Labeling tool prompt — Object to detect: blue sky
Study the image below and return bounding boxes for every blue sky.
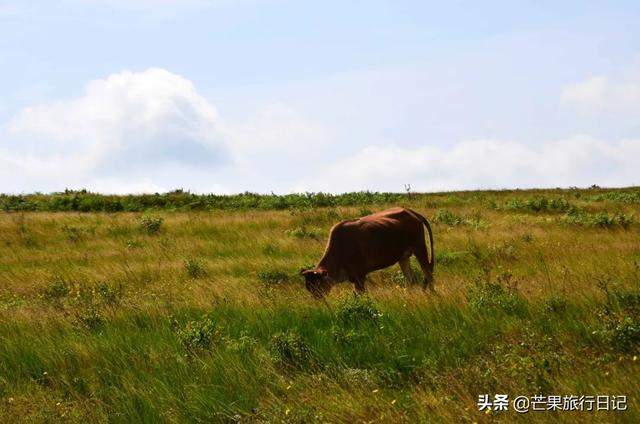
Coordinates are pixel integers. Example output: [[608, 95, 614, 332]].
[[1, 0, 639, 193]]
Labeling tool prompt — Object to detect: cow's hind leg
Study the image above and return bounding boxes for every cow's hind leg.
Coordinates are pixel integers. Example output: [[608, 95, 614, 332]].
[[413, 242, 434, 291], [399, 257, 416, 285]]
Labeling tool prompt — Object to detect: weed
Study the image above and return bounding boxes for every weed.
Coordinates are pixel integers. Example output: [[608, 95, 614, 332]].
[[125, 239, 143, 249], [96, 282, 124, 306], [74, 305, 104, 331], [139, 216, 163, 235], [336, 295, 383, 326], [43, 277, 70, 301], [178, 316, 220, 352], [434, 209, 463, 226], [501, 197, 572, 213], [562, 210, 635, 228], [224, 332, 258, 354], [270, 330, 316, 370], [607, 317, 640, 353], [544, 295, 568, 314], [590, 190, 640, 204], [184, 258, 207, 279], [467, 273, 527, 316]]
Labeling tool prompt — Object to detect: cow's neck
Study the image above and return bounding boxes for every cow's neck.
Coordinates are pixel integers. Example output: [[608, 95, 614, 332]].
[[317, 253, 341, 279]]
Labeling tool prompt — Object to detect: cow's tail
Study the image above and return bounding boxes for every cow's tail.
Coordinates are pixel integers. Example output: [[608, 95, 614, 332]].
[[413, 210, 434, 273]]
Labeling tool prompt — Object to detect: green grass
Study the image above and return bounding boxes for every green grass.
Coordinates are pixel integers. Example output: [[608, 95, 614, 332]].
[[0, 187, 639, 422]]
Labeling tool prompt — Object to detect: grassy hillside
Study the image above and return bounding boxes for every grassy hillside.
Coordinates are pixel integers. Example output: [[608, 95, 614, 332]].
[[1, 187, 639, 422]]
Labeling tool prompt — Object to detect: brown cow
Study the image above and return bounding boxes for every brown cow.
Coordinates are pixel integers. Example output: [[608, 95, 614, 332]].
[[301, 207, 434, 298]]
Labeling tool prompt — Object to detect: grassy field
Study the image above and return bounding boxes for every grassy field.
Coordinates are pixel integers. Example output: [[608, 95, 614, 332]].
[[1, 188, 639, 423]]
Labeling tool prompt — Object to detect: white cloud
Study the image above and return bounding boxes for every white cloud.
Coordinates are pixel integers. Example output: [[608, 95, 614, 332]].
[[3, 68, 229, 192], [3, 67, 639, 195], [228, 101, 328, 154], [0, 67, 332, 194], [561, 72, 640, 115], [89, 177, 168, 194], [297, 137, 640, 192]]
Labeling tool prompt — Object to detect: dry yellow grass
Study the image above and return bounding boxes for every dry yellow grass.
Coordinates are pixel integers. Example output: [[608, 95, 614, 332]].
[[0, 189, 639, 422]]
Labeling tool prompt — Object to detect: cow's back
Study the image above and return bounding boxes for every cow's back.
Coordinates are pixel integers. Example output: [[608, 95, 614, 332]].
[[348, 207, 424, 272]]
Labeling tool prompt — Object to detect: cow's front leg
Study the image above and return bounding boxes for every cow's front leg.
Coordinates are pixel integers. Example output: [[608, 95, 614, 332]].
[[353, 276, 367, 295]]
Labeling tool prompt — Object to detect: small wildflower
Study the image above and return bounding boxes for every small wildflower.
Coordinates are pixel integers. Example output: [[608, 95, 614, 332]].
[[391, 399, 397, 405], [372, 389, 379, 393], [285, 408, 290, 416], [286, 385, 292, 390], [633, 356, 638, 361]]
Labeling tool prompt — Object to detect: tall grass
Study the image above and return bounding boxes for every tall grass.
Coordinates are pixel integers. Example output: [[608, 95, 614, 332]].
[[0, 187, 639, 422]]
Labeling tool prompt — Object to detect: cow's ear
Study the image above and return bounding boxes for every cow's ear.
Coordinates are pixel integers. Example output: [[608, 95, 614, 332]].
[[319, 269, 328, 276], [300, 269, 314, 276]]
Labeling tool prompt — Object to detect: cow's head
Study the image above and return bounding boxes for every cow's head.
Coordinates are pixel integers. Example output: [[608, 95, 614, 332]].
[[300, 268, 332, 298]]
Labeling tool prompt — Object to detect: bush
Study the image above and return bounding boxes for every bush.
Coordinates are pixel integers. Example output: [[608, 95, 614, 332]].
[[608, 317, 640, 353], [96, 282, 124, 306], [594, 285, 640, 353], [0, 191, 406, 212], [139, 216, 163, 235], [270, 330, 315, 370], [501, 197, 572, 213], [562, 211, 635, 228], [434, 209, 464, 226], [544, 295, 568, 314], [43, 277, 70, 301], [178, 317, 220, 352], [74, 306, 104, 330], [590, 191, 640, 204], [467, 274, 527, 316], [336, 295, 383, 326], [184, 258, 207, 279]]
